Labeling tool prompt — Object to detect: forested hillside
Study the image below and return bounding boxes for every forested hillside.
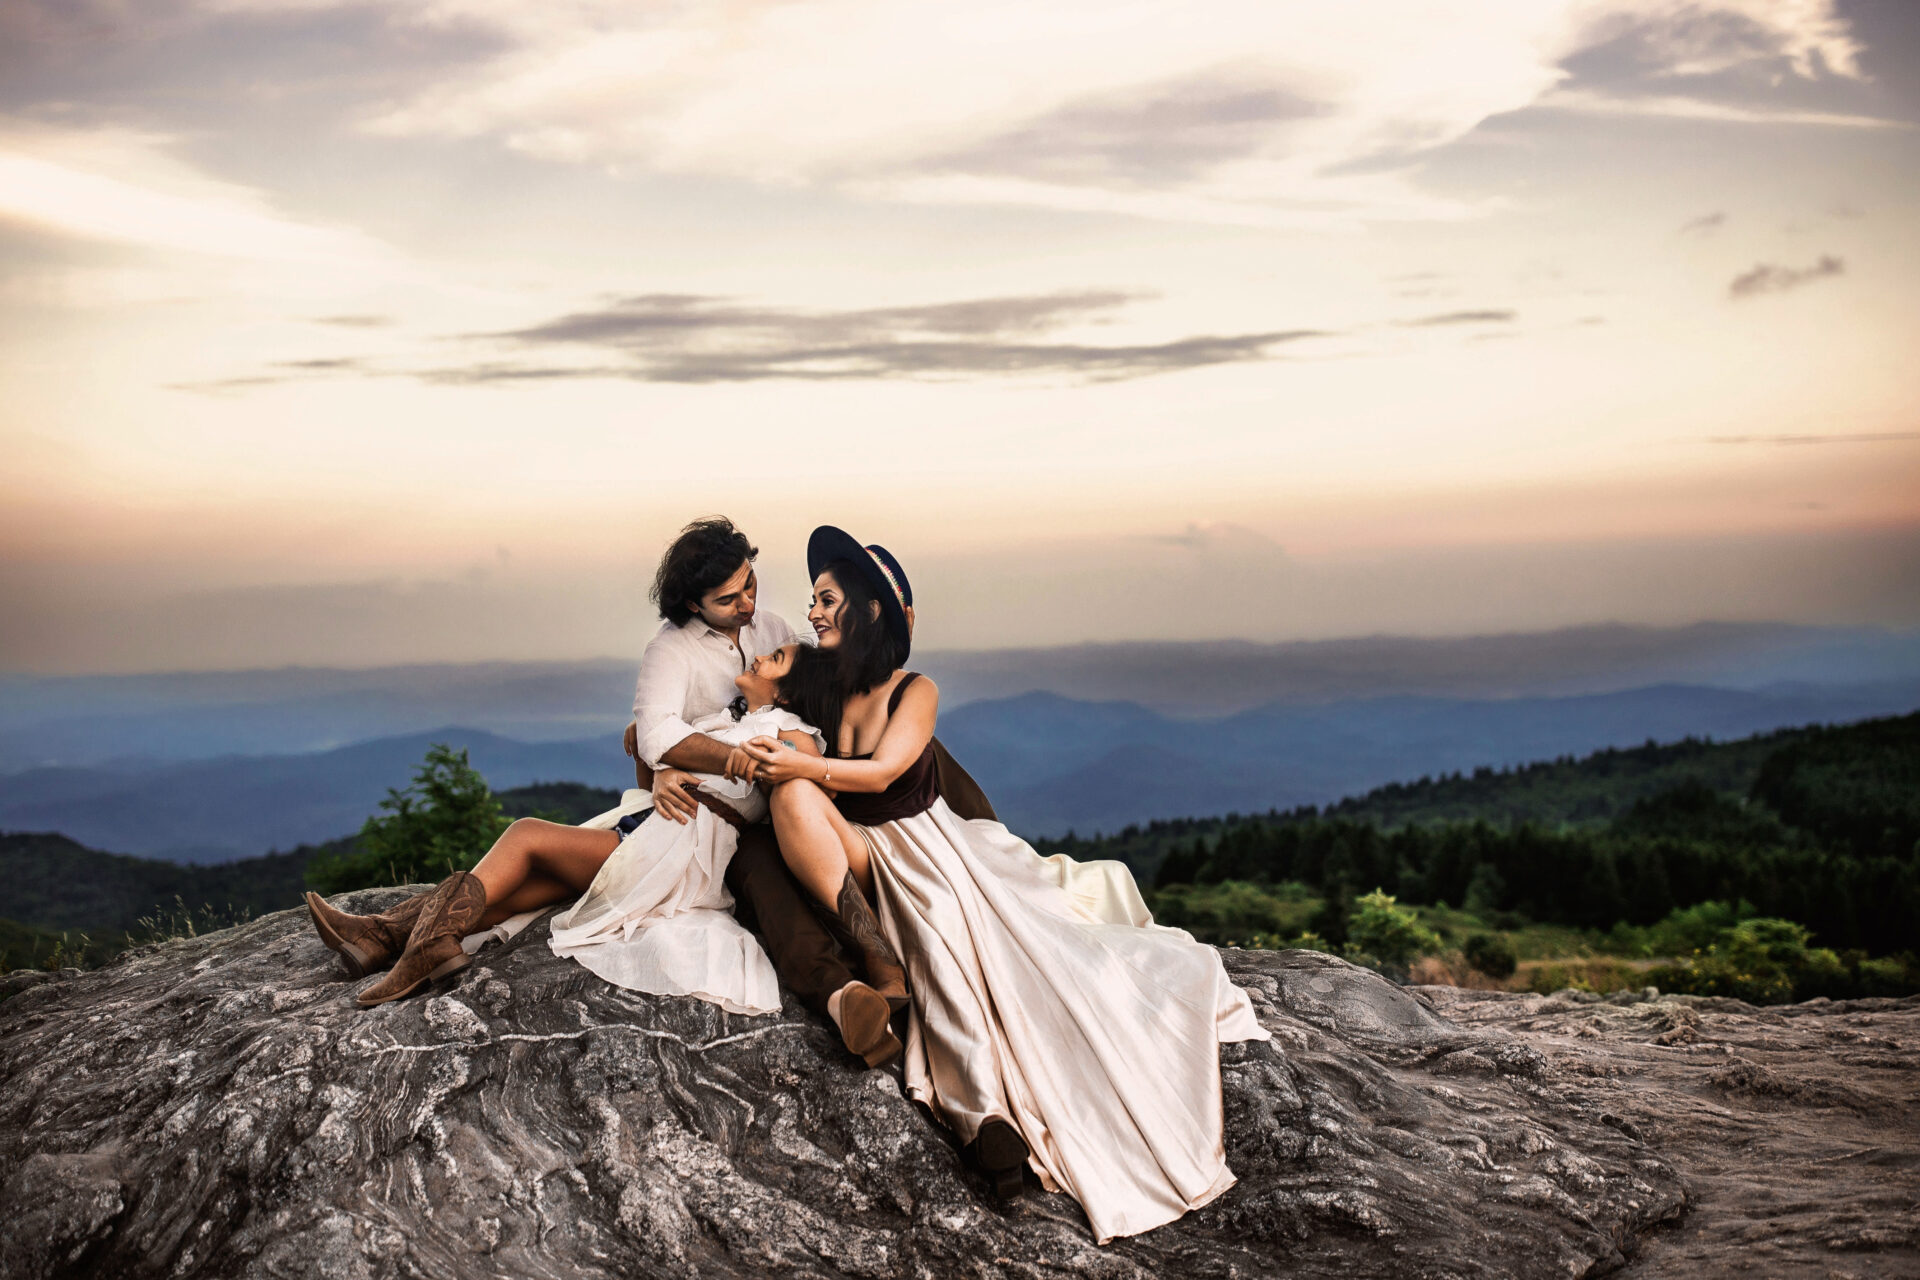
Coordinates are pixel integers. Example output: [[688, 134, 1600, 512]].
[[6, 715, 1913, 990], [1038, 712, 1919, 958], [0, 782, 621, 969]]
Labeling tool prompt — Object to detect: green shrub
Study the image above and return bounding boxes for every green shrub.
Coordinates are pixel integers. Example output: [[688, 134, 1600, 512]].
[[1150, 880, 1293, 945], [1525, 958, 1644, 995], [1462, 933, 1518, 980], [1346, 889, 1443, 967], [306, 744, 510, 894], [1641, 916, 1919, 1005]]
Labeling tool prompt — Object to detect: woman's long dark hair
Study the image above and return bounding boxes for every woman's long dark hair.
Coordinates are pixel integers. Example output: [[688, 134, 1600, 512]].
[[820, 558, 900, 696], [776, 561, 903, 753]]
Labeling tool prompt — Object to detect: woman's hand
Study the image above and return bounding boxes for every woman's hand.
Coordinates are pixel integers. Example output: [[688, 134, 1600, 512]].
[[651, 767, 702, 824], [740, 735, 823, 786], [722, 745, 760, 783]]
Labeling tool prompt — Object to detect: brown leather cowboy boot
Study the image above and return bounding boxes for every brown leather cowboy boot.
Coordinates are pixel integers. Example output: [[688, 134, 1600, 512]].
[[305, 889, 431, 978], [355, 872, 487, 1007], [832, 872, 908, 1011], [966, 1118, 1030, 1200], [829, 981, 903, 1069]]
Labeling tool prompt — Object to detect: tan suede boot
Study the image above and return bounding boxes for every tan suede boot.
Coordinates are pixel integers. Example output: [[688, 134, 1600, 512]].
[[829, 981, 903, 1069], [355, 872, 486, 1007], [832, 872, 908, 1011], [305, 889, 431, 978]]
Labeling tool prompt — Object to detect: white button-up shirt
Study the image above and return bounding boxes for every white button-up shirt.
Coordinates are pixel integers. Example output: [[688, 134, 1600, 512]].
[[630, 609, 806, 769]]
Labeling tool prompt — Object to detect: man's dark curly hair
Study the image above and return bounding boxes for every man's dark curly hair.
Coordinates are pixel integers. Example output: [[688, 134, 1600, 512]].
[[652, 517, 758, 626]]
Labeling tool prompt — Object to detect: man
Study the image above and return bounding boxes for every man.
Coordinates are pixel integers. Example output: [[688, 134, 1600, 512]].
[[622, 516, 995, 1067]]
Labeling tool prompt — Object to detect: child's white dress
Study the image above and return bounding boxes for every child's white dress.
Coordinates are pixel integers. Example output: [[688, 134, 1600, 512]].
[[547, 706, 821, 1015]]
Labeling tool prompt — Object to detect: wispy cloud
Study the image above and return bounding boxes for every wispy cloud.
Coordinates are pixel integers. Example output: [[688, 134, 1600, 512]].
[[1147, 521, 1290, 555], [461, 290, 1327, 383], [1679, 211, 1726, 234], [1397, 309, 1517, 327], [191, 290, 1333, 386], [1535, 89, 1904, 131], [311, 314, 392, 328], [1728, 254, 1844, 299], [1706, 431, 1916, 446], [0, 124, 392, 268], [341, 2, 1873, 228]]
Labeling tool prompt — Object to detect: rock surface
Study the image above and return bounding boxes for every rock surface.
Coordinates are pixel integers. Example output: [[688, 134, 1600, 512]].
[[1421, 984, 1920, 1278], [0, 889, 1899, 1279]]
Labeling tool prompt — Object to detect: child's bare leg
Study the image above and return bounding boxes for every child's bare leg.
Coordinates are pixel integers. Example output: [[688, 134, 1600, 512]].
[[476, 871, 580, 928], [470, 819, 619, 919]]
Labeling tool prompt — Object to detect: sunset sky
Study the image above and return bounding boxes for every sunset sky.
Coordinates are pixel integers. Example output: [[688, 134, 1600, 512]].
[[3, 0, 1917, 671]]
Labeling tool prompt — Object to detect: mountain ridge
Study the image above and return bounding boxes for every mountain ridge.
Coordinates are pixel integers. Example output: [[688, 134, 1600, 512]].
[[4, 677, 1917, 861], [5, 620, 1915, 771]]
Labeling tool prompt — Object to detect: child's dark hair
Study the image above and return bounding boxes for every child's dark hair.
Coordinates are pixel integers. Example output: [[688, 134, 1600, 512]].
[[652, 517, 757, 625], [772, 645, 847, 752]]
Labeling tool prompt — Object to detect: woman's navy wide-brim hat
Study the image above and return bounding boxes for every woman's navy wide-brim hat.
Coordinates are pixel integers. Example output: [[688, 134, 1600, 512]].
[[807, 525, 912, 663]]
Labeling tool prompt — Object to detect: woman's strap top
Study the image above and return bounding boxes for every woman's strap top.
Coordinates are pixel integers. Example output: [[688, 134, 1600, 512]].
[[832, 673, 939, 825]]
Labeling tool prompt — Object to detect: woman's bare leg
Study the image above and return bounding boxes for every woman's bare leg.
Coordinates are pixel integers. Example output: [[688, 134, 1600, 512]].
[[768, 779, 906, 1021], [768, 780, 872, 907], [469, 819, 620, 923]]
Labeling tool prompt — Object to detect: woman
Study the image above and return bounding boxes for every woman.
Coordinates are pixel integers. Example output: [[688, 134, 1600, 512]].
[[305, 648, 821, 1011], [740, 526, 1270, 1245]]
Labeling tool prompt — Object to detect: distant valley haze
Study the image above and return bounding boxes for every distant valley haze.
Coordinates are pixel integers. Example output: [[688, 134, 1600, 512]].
[[2, 621, 1915, 862]]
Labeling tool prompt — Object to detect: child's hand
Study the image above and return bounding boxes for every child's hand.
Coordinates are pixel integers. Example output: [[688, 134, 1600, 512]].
[[722, 745, 760, 783]]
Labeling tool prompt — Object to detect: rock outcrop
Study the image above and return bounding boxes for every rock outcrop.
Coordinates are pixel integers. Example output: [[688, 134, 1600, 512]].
[[1, 888, 1900, 1279]]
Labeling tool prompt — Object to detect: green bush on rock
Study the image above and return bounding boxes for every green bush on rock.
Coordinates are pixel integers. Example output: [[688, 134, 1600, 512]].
[[1345, 890, 1443, 968], [305, 745, 510, 894], [1648, 915, 1919, 1005]]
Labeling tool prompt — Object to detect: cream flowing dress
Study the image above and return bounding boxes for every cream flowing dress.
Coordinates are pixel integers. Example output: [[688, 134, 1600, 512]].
[[854, 778, 1270, 1243], [546, 706, 822, 1016]]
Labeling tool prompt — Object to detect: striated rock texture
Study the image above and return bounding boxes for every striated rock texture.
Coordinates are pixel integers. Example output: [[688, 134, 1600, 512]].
[[1421, 984, 1920, 1278], [2, 886, 1793, 1280]]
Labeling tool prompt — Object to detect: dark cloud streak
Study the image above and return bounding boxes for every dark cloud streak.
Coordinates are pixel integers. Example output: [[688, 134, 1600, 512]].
[[186, 288, 1332, 388], [421, 331, 1324, 385], [1728, 254, 1845, 298], [498, 290, 1142, 348], [443, 290, 1327, 384], [1397, 309, 1518, 327]]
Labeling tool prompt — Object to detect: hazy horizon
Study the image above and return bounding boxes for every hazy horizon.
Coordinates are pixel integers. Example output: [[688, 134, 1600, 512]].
[[4, 0, 1918, 673], [4, 615, 1918, 681]]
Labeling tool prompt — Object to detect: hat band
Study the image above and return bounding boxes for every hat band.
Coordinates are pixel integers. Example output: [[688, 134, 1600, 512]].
[[865, 547, 907, 614]]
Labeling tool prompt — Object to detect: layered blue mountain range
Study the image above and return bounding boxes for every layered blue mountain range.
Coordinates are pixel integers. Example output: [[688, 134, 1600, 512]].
[[3, 677, 1915, 862]]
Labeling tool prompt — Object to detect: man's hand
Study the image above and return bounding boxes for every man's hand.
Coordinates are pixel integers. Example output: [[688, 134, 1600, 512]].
[[651, 767, 702, 824], [722, 745, 760, 784], [622, 723, 639, 760]]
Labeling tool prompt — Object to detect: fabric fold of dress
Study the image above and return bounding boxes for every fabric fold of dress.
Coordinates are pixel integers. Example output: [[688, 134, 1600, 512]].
[[548, 706, 822, 1016], [857, 796, 1270, 1244]]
